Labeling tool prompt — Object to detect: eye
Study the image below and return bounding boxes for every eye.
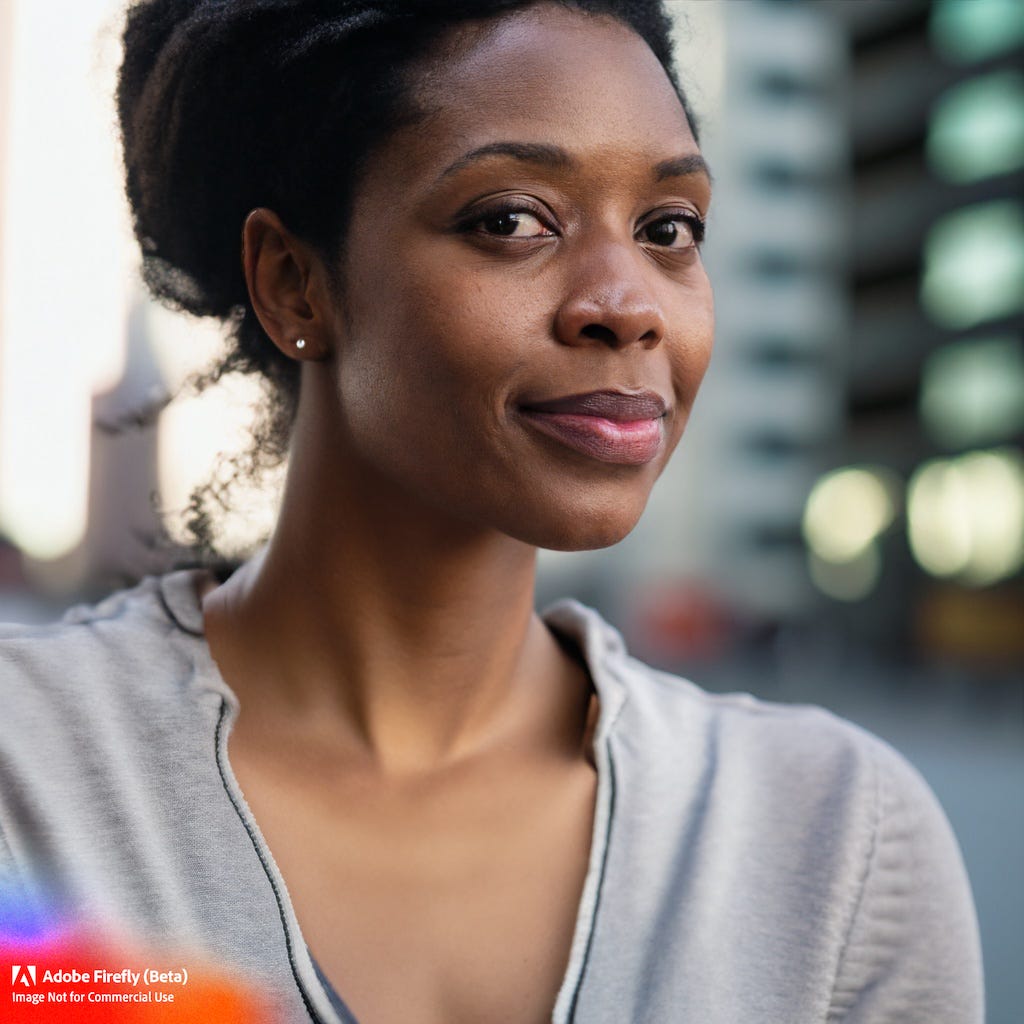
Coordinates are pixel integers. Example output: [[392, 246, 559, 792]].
[[476, 208, 555, 238], [638, 212, 705, 250], [456, 198, 558, 242]]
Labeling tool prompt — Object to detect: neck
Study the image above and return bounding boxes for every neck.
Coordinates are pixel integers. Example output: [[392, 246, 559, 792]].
[[203, 380, 587, 773]]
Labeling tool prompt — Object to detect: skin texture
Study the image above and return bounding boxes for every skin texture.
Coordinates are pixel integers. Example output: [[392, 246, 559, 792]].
[[202, 5, 713, 1023]]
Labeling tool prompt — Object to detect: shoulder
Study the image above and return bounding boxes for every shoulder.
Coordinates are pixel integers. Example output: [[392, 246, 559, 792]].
[[0, 570, 211, 727], [629, 652, 892, 776], [553, 595, 896, 785], [0, 572, 245, 957], [606, 615, 964, 853], [628, 652, 969, 880], [554, 599, 984, 1022]]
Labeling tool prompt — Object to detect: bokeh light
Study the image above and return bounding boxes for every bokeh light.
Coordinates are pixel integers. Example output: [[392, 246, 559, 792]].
[[907, 449, 1024, 586], [920, 337, 1024, 449], [803, 466, 899, 562], [931, 0, 1024, 64], [920, 200, 1024, 330], [808, 545, 882, 603], [803, 466, 901, 601], [927, 70, 1024, 184]]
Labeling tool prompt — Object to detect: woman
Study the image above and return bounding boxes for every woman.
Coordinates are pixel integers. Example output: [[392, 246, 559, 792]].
[[0, 1, 983, 1022]]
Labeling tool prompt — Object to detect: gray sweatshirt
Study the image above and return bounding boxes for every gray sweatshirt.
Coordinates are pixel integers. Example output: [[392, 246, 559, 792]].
[[0, 570, 983, 1023]]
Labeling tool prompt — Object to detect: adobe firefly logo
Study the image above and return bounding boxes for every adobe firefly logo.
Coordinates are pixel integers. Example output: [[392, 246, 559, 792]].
[[11, 965, 37, 986]]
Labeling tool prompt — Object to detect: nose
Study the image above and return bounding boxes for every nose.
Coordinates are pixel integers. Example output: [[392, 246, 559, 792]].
[[554, 243, 667, 350]]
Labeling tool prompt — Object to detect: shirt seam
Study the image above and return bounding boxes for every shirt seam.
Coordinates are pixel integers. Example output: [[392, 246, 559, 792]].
[[157, 579, 204, 638], [213, 697, 325, 1024], [562, 651, 630, 1020], [825, 739, 883, 1021], [0, 801, 13, 850], [0, 815, 20, 882], [565, 746, 617, 1021]]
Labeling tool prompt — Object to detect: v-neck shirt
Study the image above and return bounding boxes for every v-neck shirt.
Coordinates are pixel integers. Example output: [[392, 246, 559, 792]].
[[0, 570, 984, 1022]]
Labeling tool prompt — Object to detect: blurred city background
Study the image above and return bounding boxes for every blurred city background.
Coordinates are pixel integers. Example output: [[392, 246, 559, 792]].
[[0, 0, 1021, 1018]]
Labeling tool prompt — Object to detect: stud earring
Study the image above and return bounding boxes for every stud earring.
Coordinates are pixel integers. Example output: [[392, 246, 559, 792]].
[[295, 338, 307, 350]]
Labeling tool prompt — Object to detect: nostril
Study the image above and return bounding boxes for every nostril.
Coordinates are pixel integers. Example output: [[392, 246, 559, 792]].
[[580, 323, 619, 346], [578, 323, 662, 348]]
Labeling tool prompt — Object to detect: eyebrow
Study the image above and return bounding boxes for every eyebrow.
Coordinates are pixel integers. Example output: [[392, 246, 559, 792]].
[[655, 153, 714, 185], [437, 142, 573, 181], [436, 141, 713, 187]]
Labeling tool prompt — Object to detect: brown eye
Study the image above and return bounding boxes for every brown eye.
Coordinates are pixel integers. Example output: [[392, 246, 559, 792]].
[[639, 213, 704, 249], [480, 210, 553, 238]]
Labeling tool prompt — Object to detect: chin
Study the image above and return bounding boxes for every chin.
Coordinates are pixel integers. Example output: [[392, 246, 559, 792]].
[[499, 490, 647, 552], [540, 524, 638, 553]]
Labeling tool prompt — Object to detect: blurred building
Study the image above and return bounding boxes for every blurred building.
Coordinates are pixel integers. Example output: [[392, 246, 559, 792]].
[[2, 296, 168, 599], [681, 0, 848, 621], [0, 0, 258, 597], [819, 0, 1024, 668]]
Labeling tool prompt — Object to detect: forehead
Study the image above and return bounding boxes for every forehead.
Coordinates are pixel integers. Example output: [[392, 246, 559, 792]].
[[390, 5, 698, 183]]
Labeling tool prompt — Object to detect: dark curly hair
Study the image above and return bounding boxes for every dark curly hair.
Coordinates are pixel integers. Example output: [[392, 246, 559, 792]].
[[117, 0, 697, 554]]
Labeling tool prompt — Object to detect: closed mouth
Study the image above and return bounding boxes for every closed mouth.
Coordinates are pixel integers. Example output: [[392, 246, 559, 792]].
[[518, 389, 668, 421], [517, 390, 668, 466]]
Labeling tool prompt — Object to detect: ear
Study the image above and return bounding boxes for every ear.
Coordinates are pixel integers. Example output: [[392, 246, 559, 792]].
[[241, 208, 335, 361]]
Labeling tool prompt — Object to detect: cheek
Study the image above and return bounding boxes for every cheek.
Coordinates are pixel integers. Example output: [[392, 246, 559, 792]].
[[336, 261, 540, 476], [360, 258, 549, 409], [666, 277, 715, 436]]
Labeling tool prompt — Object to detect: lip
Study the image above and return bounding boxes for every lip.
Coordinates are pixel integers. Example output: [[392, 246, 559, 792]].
[[518, 389, 668, 465]]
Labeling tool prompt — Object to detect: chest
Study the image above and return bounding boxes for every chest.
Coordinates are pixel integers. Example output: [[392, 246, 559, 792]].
[[229, 745, 598, 1024]]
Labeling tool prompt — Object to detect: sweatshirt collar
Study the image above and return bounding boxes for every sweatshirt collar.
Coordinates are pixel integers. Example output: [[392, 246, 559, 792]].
[[158, 569, 631, 732]]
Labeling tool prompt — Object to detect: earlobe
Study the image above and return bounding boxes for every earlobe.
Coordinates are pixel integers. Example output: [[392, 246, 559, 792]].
[[290, 335, 329, 360], [242, 207, 333, 362]]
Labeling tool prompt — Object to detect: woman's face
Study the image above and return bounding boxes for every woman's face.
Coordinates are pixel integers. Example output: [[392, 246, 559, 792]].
[[328, 3, 713, 551]]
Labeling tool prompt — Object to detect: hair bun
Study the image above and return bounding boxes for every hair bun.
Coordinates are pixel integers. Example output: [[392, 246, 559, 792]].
[[119, 0, 253, 319]]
